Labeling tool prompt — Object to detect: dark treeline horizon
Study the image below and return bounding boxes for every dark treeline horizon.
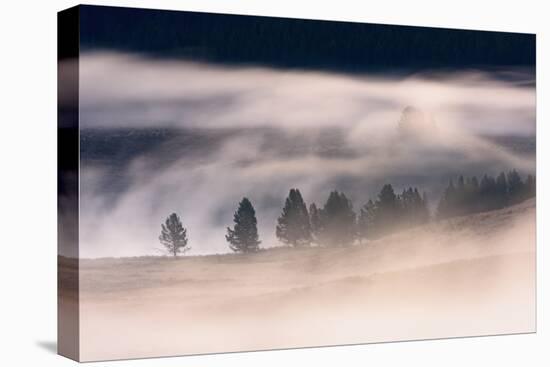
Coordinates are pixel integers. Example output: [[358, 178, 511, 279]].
[[159, 170, 535, 256], [437, 169, 535, 219], [79, 5, 535, 76]]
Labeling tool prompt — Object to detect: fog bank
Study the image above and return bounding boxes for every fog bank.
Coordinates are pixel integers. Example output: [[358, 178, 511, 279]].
[[74, 52, 535, 258]]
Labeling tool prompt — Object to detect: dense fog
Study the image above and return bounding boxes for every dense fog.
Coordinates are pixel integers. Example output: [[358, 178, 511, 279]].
[[72, 52, 535, 257]]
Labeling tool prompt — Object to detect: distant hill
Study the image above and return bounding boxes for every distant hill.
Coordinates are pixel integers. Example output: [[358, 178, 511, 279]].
[[79, 126, 535, 211]]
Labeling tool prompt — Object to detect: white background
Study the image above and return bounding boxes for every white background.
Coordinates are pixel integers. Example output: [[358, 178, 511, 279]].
[[0, 0, 547, 365]]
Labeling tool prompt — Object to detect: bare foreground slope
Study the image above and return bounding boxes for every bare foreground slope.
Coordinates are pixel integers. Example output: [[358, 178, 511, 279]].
[[76, 199, 535, 361]]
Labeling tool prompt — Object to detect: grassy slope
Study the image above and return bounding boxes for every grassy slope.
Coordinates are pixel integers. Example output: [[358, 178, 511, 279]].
[[76, 198, 535, 361]]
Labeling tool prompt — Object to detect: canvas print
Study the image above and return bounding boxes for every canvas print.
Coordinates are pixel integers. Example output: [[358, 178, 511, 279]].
[[58, 5, 536, 362]]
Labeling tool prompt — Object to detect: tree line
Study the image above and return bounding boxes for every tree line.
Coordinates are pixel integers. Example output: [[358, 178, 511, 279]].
[[437, 169, 535, 219], [159, 170, 535, 256]]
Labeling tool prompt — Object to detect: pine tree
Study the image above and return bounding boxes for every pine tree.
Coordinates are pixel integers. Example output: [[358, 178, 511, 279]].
[[454, 175, 468, 215], [495, 172, 509, 208], [479, 174, 498, 210], [465, 176, 480, 213], [507, 169, 525, 204], [420, 191, 430, 223], [357, 199, 376, 243], [408, 188, 429, 225], [378, 184, 398, 209], [276, 189, 312, 247], [318, 191, 356, 247], [226, 197, 261, 253], [309, 202, 322, 243], [159, 213, 190, 257], [375, 184, 399, 234], [526, 174, 536, 198], [437, 179, 456, 219], [400, 187, 416, 226], [457, 175, 465, 190]]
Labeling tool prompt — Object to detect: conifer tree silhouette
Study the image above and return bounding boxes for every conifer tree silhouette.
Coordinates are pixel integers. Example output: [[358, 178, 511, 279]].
[[226, 197, 261, 253], [318, 191, 356, 247], [276, 189, 312, 247], [159, 213, 190, 257]]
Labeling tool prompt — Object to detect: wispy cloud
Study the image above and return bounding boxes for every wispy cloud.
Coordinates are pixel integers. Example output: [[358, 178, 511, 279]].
[[78, 52, 535, 135]]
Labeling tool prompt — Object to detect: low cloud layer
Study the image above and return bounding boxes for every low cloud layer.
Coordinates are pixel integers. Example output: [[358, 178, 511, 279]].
[[79, 52, 535, 135], [73, 52, 536, 258]]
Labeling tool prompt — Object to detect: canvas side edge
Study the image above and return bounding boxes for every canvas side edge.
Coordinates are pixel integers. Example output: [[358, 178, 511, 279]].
[[57, 5, 80, 362]]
